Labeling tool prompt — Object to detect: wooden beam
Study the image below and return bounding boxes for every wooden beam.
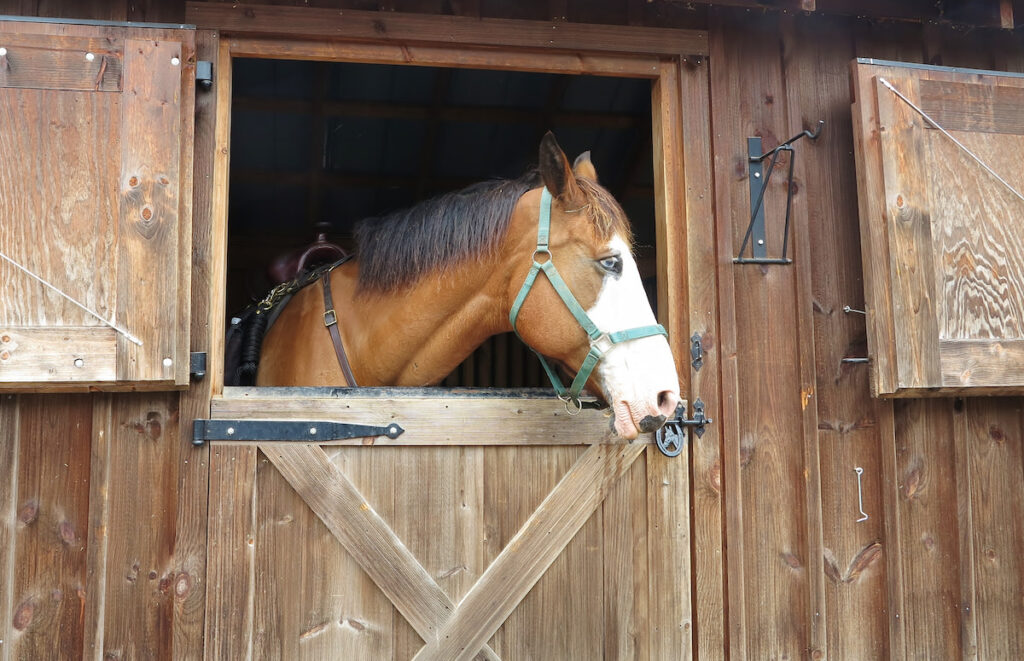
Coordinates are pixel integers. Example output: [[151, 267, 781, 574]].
[[212, 391, 659, 445], [410, 442, 646, 660], [186, 2, 709, 57], [262, 444, 501, 661]]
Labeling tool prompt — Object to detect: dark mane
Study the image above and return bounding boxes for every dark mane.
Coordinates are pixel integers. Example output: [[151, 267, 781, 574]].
[[354, 170, 541, 293]]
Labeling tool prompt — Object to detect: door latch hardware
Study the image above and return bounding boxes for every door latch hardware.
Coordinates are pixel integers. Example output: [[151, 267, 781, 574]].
[[691, 332, 704, 372], [656, 398, 713, 457], [196, 60, 213, 91], [189, 352, 207, 380], [192, 419, 404, 446]]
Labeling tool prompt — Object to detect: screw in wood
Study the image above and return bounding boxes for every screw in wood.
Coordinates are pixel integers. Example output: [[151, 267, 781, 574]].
[[162, 358, 173, 367], [854, 466, 868, 522], [842, 305, 866, 315], [171, 56, 181, 66], [85, 52, 95, 62], [0, 48, 7, 57]]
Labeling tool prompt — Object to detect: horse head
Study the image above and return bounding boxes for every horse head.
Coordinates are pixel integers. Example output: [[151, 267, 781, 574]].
[[507, 132, 681, 439]]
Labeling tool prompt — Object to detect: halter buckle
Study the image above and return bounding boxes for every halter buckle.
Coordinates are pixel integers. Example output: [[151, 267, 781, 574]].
[[591, 332, 613, 354], [559, 393, 584, 416], [323, 309, 338, 327]]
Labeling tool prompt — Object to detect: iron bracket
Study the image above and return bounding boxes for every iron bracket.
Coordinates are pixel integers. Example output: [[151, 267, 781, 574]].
[[655, 398, 713, 457], [734, 121, 824, 265], [189, 352, 207, 381], [191, 419, 404, 447], [196, 60, 213, 91]]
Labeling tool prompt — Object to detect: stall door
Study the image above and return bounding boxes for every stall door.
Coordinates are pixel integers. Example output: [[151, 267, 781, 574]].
[[203, 389, 691, 660]]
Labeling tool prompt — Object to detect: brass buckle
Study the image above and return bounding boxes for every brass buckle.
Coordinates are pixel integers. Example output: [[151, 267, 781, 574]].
[[323, 309, 338, 327]]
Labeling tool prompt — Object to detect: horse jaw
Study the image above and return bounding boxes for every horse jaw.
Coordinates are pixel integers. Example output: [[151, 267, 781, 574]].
[[587, 235, 681, 440]]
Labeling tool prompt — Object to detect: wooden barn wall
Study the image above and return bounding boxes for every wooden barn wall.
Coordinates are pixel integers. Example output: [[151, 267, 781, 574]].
[[1, 1, 1024, 659]]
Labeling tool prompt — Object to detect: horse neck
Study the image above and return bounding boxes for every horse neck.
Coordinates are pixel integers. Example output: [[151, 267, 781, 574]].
[[340, 248, 520, 386]]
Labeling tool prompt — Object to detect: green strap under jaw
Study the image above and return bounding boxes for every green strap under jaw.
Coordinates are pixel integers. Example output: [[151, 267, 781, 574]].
[[509, 187, 668, 408]]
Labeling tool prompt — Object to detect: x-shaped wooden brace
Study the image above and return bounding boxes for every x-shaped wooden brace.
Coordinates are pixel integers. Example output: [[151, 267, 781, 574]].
[[263, 440, 646, 661]]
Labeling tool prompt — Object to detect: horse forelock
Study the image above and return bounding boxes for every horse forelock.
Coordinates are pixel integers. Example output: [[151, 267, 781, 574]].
[[353, 169, 632, 293]]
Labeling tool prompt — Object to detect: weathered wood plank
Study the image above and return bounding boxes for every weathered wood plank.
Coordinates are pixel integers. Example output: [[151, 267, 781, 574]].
[[961, 398, 1024, 658], [602, 451, 649, 661], [204, 445, 257, 660], [82, 395, 112, 660], [0, 31, 122, 91], [190, 2, 709, 55], [0, 394, 18, 661], [207, 36, 232, 393], [893, 399, 963, 658], [227, 37, 662, 78], [677, 50, 725, 660], [262, 444, 501, 661], [99, 394, 180, 660], [8, 395, 92, 660], [940, 341, 1024, 389], [115, 37, 189, 383], [790, 14, 890, 659], [411, 442, 645, 661], [0, 327, 116, 384], [213, 394, 650, 445], [875, 74, 943, 390], [920, 79, 1024, 135], [170, 28, 217, 661], [952, 398, 978, 660]]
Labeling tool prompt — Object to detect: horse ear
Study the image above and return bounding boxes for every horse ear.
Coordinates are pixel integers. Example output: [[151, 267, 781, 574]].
[[538, 131, 580, 200], [572, 151, 598, 182]]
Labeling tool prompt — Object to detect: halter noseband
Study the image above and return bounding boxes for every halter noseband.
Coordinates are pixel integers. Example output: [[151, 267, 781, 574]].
[[508, 187, 668, 411]]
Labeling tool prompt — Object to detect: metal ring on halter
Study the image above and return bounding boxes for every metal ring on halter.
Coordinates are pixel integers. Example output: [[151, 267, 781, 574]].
[[559, 393, 584, 416]]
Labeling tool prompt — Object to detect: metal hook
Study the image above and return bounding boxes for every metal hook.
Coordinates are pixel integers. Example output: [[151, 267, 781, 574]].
[[854, 466, 868, 522], [749, 120, 825, 163]]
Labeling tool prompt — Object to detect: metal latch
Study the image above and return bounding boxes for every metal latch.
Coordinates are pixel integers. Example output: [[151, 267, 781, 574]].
[[192, 419, 404, 447], [690, 332, 703, 372], [655, 398, 713, 457], [196, 60, 213, 91]]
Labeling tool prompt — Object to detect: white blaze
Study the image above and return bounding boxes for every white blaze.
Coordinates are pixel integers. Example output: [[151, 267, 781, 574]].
[[586, 235, 681, 437]]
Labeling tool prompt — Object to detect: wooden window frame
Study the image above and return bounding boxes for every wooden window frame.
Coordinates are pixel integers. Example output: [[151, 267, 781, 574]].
[[190, 3, 706, 399]]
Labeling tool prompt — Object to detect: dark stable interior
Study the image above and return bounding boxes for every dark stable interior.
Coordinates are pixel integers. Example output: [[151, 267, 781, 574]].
[[227, 58, 656, 387]]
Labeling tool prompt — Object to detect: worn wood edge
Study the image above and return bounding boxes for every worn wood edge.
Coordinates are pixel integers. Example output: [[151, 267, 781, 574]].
[[187, 2, 709, 56], [0, 394, 19, 661], [171, 28, 218, 660], [174, 30, 197, 387], [81, 395, 113, 660], [203, 446, 257, 660], [227, 37, 662, 79], [952, 400, 978, 659], [939, 340, 1024, 389], [411, 443, 646, 660], [262, 444, 501, 661], [0, 327, 116, 385], [709, 10, 746, 658], [877, 400, 906, 658], [677, 52, 724, 660], [211, 396, 645, 445], [780, 15, 827, 658], [208, 37, 232, 395]]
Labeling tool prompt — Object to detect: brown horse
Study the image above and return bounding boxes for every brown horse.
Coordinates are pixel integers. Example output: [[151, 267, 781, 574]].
[[257, 133, 680, 439]]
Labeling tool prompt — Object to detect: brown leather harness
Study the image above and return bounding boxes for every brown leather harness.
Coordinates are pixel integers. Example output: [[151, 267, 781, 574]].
[[320, 270, 358, 386]]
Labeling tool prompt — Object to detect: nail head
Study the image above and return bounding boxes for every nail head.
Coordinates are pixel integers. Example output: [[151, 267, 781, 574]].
[[85, 52, 95, 62], [171, 56, 180, 66], [73, 358, 84, 368], [0, 47, 7, 57], [162, 358, 173, 367]]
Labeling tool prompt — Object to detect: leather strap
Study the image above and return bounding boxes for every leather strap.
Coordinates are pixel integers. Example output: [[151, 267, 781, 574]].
[[321, 271, 358, 386]]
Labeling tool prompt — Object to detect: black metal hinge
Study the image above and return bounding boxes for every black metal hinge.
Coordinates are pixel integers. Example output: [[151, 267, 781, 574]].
[[190, 352, 207, 380], [691, 332, 704, 372], [196, 60, 213, 91], [655, 398, 713, 457], [192, 419, 404, 447]]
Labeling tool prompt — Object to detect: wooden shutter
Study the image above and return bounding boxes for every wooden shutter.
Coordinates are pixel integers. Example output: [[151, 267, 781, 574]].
[[0, 20, 195, 390], [851, 59, 1024, 396]]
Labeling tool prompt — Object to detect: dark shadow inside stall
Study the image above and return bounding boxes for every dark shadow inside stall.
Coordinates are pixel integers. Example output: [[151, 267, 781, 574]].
[[227, 59, 656, 387]]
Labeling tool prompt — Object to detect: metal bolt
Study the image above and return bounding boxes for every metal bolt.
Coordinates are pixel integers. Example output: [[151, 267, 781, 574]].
[[162, 357, 173, 367], [85, 52, 95, 62], [757, 239, 765, 245], [0, 47, 7, 57], [309, 427, 317, 435], [74, 358, 84, 368], [754, 171, 761, 178], [226, 427, 235, 435], [171, 56, 180, 66]]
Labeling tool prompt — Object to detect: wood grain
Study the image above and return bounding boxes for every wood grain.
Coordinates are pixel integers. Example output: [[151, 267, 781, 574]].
[[81, 395, 112, 660], [0, 31, 122, 91], [0, 394, 18, 661], [411, 442, 644, 661], [213, 392, 647, 445], [263, 444, 501, 661], [189, 2, 709, 56], [227, 37, 662, 78], [204, 445, 258, 660], [8, 395, 92, 660], [115, 38, 188, 383], [0, 327, 116, 384], [920, 79, 1024, 135]]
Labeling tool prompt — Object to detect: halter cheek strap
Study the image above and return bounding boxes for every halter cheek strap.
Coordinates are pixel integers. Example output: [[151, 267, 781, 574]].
[[508, 187, 667, 409]]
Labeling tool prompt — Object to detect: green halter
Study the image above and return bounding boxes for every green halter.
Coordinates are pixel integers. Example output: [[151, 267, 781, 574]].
[[509, 187, 668, 412]]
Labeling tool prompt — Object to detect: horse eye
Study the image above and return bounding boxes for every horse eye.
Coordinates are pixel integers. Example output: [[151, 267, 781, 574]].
[[598, 255, 623, 275]]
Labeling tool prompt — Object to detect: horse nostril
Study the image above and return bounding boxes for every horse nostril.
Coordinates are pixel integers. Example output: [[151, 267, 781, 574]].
[[657, 390, 680, 417], [638, 414, 667, 433]]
